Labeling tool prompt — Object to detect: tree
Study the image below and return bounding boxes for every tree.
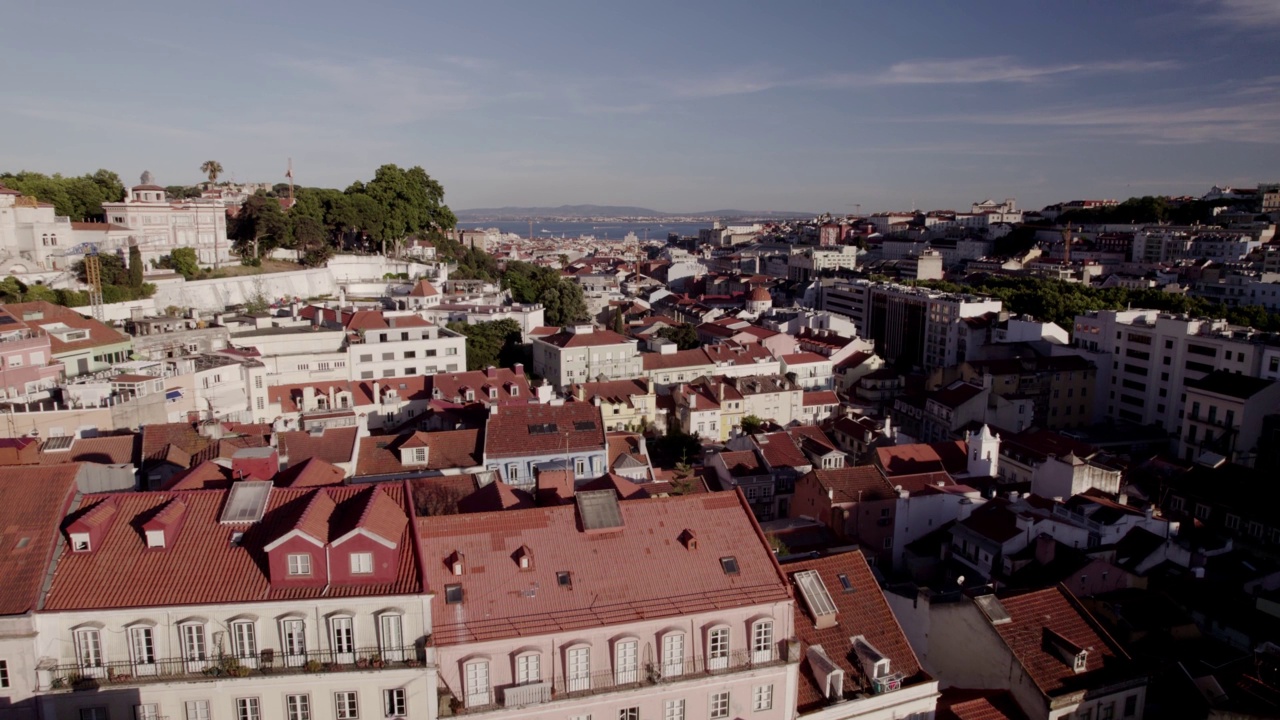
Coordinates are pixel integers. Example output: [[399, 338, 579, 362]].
[[292, 215, 333, 267], [231, 194, 289, 260], [447, 319, 524, 371], [169, 247, 200, 279], [346, 164, 456, 257], [200, 161, 223, 186], [0, 169, 125, 221], [612, 306, 625, 334], [740, 415, 764, 436], [655, 323, 699, 350], [128, 244, 144, 288], [502, 261, 588, 326]]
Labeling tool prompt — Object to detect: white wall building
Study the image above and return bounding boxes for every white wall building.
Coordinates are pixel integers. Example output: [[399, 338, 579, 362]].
[[102, 173, 233, 267]]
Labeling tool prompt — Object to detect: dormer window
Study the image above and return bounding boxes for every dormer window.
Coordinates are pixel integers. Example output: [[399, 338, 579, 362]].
[[1074, 650, 1088, 672], [70, 533, 91, 552], [287, 553, 312, 576], [350, 552, 373, 575], [465, 389, 475, 402], [450, 551, 465, 576], [145, 529, 166, 549], [509, 385, 519, 397], [515, 545, 534, 571], [488, 387, 498, 400]]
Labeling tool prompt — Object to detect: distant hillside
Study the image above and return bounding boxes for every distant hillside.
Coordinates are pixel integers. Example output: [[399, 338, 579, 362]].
[[455, 204, 813, 219]]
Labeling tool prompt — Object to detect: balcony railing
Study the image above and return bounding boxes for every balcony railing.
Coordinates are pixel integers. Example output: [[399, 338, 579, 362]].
[[44, 645, 425, 691], [451, 641, 798, 715]]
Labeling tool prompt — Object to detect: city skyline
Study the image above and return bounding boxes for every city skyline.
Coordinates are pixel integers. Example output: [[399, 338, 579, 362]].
[[1, 1, 1278, 213]]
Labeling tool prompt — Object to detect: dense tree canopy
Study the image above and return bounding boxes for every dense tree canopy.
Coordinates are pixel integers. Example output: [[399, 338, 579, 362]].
[[0, 169, 125, 221], [446, 319, 526, 371], [502, 261, 588, 326], [1056, 195, 1246, 226], [655, 323, 700, 350], [230, 194, 290, 262]]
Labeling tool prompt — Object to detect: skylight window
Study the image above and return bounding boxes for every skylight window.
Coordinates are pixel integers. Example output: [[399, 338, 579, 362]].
[[837, 573, 854, 593], [528, 423, 558, 435], [557, 571, 572, 588], [573, 420, 597, 431], [720, 556, 740, 575], [445, 584, 463, 604]]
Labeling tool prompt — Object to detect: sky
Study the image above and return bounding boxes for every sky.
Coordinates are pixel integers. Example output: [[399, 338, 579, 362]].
[[1, 0, 1279, 214]]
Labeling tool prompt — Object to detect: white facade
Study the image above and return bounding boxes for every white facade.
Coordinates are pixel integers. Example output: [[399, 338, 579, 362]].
[[348, 322, 466, 381], [102, 175, 233, 267]]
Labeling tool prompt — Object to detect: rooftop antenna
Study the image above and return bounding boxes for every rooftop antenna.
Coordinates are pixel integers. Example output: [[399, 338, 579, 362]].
[[286, 158, 294, 204]]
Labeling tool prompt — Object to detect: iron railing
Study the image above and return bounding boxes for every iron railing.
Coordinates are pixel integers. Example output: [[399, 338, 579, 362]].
[[452, 640, 797, 714], [46, 645, 425, 691]]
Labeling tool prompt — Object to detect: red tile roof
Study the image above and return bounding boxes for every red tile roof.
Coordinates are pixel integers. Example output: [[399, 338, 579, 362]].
[[484, 403, 606, 458], [806, 466, 895, 503], [802, 390, 839, 406], [277, 427, 358, 466], [0, 301, 128, 355], [43, 484, 419, 610], [781, 352, 828, 365], [790, 551, 924, 713], [642, 348, 713, 372], [719, 450, 765, 477], [985, 586, 1125, 696], [408, 279, 440, 297], [355, 429, 484, 477], [755, 432, 811, 469], [275, 457, 346, 487], [35, 434, 137, 466], [936, 689, 1028, 720], [345, 310, 432, 331], [0, 464, 79, 614], [535, 327, 633, 348], [567, 378, 651, 407], [703, 342, 775, 366], [418, 491, 791, 645], [456, 480, 535, 513], [162, 460, 233, 490]]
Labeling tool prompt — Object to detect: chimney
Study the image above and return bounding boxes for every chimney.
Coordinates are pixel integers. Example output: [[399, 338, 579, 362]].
[[486, 366, 497, 379], [372, 381, 381, 404], [514, 363, 525, 376], [328, 385, 336, 409], [1034, 534, 1056, 566], [130, 305, 145, 321], [302, 386, 316, 410]]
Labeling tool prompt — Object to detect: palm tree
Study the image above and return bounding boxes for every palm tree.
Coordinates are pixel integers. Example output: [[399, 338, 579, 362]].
[[200, 160, 223, 187]]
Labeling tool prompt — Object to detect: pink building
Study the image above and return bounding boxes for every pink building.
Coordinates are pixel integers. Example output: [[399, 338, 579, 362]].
[[0, 320, 63, 401], [419, 490, 802, 719]]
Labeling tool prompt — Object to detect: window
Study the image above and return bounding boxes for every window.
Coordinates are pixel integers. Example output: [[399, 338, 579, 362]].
[[663, 699, 685, 720], [1100, 702, 1115, 720], [379, 613, 404, 660], [619, 709, 639, 720], [286, 695, 311, 720], [464, 660, 490, 707], [708, 626, 730, 669], [516, 652, 540, 684], [350, 552, 373, 574], [720, 556, 740, 575], [710, 691, 731, 719], [615, 638, 638, 684], [567, 646, 591, 692], [80, 709, 108, 720], [185, 701, 211, 720], [753, 684, 774, 711], [1195, 504, 1210, 520], [445, 584, 463, 604], [334, 692, 359, 720], [287, 553, 311, 576], [181, 623, 207, 665], [232, 621, 256, 659], [75, 628, 103, 668], [235, 698, 261, 720], [662, 632, 685, 677], [1124, 695, 1138, 717], [0, 659, 7, 688], [1226, 514, 1241, 530], [129, 626, 155, 666], [135, 705, 160, 720], [752, 620, 774, 662], [383, 689, 406, 718], [330, 617, 355, 661], [281, 619, 306, 662]]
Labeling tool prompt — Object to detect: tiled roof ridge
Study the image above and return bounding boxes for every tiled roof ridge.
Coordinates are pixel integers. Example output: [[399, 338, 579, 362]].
[[734, 485, 794, 600], [1051, 583, 1132, 662]]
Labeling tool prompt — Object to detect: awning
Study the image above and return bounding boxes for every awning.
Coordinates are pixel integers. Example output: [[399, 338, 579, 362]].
[[165, 389, 183, 401]]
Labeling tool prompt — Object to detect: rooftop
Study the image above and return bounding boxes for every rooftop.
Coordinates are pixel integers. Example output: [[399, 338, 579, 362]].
[[484, 403, 607, 458], [0, 464, 80, 614], [1185, 370, 1276, 400]]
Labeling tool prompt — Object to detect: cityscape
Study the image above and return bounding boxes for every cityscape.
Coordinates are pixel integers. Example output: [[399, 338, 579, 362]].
[[2, 3, 1280, 720]]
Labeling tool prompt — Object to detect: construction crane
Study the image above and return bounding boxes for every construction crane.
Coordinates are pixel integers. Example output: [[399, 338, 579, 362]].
[[54, 242, 105, 321]]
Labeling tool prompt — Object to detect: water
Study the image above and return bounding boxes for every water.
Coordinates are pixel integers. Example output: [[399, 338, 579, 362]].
[[459, 220, 713, 240]]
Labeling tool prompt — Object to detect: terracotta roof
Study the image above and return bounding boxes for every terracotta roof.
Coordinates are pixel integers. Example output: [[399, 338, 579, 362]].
[[37, 434, 136, 466], [781, 352, 828, 365], [419, 491, 790, 645], [642, 347, 713, 372], [457, 480, 535, 513], [936, 689, 1028, 720], [719, 450, 765, 477], [408, 279, 440, 297], [985, 586, 1125, 696], [0, 464, 79, 614], [345, 310, 432, 331], [567, 378, 650, 407], [162, 460, 233, 490], [43, 484, 419, 610], [958, 499, 1024, 543], [748, 286, 772, 301], [931, 380, 986, 409], [274, 457, 346, 487], [140, 423, 210, 467], [806, 466, 895, 503], [790, 551, 924, 713], [429, 368, 531, 405], [876, 440, 967, 476], [484, 403, 606, 458], [354, 429, 484, 477], [755, 432, 810, 469], [802, 390, 839, 406], [576, 472, 652, 500], [704, 342, 775, 366], [535, 327, 633, 348], [0, 301, 129, 355], [277, 427, 358, 465]]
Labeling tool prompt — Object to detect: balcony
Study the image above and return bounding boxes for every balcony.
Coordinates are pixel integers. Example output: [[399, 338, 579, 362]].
[[449, 641, 798, 715], [42, 645, 426, 692]]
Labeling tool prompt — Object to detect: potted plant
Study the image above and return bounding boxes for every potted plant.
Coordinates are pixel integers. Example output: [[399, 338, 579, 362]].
[[304, 659, 324, 673], [370, 653, 384, 669], [404, 658, 421, 668]]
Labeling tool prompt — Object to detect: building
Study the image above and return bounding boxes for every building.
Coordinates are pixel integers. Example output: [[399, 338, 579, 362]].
[[0, 307, 65, 403], [418, 301, 545, 335], [33, 481, 434, 720], [482, 403, 609, 488], [1071, 309, 1270, 433], [0, 301, 131, 378], [101, 172, 233, 267], [1179, 371, 1280, 465], [566, 378, 657, 432], [531, 325, 641, 389], [960, 355, 1098, 430], [788, 552, 940, 719], [817, 281, 1002, 371], [899, 587, 1146, 720], [345, 311, 467, 381], [790, 466, 899, 567], [418, 490, 801, 720]]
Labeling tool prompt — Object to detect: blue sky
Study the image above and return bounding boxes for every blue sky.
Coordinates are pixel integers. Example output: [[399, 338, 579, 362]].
[[2, 0, 1278, 213]]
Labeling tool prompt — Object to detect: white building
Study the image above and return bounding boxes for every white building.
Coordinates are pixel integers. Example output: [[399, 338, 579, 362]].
[[102, 172, 233, 267], [531, 325, 641, 389]]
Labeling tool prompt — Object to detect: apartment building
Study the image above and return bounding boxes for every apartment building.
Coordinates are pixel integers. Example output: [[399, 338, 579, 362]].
[[566, 378, 657, 432], [418, 490, 800, 720], [1, 301, 131, 378], [816, 281, 1001, 371], [1179, 371, 1280, 465], [481, 403, 609, 488], [418, 302, 546, 335], [531, 325, 641, 389], [0, 310, 64, 402], [33, 481, 434, 720], [346, 311, 466, 380], [1071, 309, 1270, 433], [959, 355, 1098, 430]]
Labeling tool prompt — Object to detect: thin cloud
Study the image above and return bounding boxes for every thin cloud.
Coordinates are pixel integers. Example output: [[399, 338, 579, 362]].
[[276, 56, 478, 124], [867, 56, 1178, 85], [1201, 0, 1280, 28]]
